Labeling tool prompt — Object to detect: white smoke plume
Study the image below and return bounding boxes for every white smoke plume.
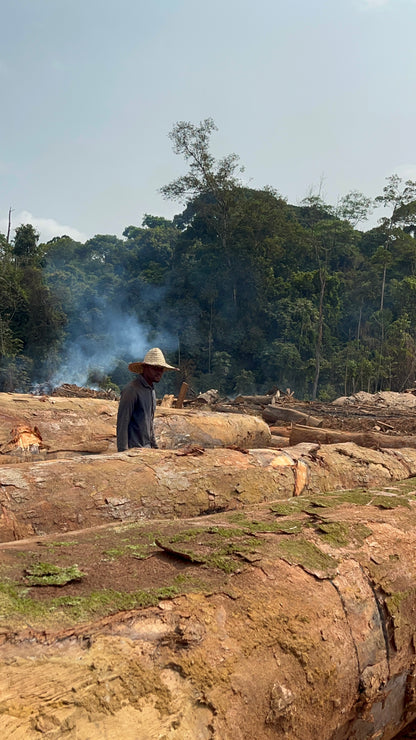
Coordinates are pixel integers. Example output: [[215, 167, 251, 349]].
[[49, 310, 176, 389]]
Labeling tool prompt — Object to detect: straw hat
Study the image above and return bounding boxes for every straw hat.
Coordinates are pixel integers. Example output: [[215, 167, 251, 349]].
[[128, 348, 179, 374]]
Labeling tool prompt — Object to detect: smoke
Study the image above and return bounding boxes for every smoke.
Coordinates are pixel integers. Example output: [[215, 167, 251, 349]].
[[48, 309, 177, 389], [0, 210, 88, 244]]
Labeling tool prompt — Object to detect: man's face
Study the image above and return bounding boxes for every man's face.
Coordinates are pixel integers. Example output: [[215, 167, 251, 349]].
[[142, 364, 165, 385]]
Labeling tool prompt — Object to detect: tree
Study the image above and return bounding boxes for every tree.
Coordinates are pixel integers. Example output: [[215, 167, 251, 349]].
[[161, 118, 245, 306], [160, 118, 244, 206], [371, 175, 416, 388], [337, 190, 372, 228], [12, 224, 43, 266]]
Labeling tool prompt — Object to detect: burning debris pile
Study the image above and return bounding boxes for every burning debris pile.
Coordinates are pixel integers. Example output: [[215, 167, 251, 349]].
[[31, 383, 118, 400], [51, 383, 118, 400]]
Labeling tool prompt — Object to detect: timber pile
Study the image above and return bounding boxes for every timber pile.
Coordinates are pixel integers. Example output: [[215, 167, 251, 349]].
[[50, 383, 118, 400]]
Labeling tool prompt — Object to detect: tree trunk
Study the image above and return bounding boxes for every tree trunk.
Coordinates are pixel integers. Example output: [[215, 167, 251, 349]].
[[312, 270, 326, 401], [262, 405, 323, 427], [289, 423, 416, 449], [1, 442, 416, 543], [0, 394, 271, 458]]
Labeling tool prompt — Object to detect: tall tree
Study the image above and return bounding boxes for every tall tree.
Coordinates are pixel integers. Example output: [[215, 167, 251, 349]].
[[12, 224, 43, 266], [160, 118, 245, 306], [372, 175, 416, 387]]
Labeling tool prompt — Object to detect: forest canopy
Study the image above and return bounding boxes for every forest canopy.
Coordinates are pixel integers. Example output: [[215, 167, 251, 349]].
[[2, 118, 416, 401]]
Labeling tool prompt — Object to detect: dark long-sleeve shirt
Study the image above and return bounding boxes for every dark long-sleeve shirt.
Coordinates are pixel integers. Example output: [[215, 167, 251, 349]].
[[116, 375, 157, 451]]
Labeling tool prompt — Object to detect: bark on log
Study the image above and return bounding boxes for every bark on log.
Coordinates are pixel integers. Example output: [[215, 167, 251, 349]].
[[262, 405, 324, 427], [289, 424, 416, 449], [0, 393, 118, 455], [269, 426, 291, 437], [269, 435, 291, 448]]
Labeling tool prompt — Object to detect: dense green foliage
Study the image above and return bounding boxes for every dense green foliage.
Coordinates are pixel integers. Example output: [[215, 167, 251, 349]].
[[2, 120, 416, 400]]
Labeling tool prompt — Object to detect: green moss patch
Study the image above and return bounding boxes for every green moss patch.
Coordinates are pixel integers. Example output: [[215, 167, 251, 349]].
[[0, 573, 207, 628], [276, 538, 339, 578], [315, 521, 372, 548], [155, 526, 263, 573], [269, 500, 308, 516], [102, 543, 151, 561], [368, 493, 411, 510], [25, 562, 86, 586]]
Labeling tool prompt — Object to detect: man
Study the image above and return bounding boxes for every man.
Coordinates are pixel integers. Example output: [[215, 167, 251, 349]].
[[116, 347, 179, 452]]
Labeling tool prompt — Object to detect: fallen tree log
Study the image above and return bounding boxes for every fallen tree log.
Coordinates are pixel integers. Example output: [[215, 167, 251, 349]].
[[1, 443, 416, 543], [0, 447, 307, 542], [233, 394, 274, 405], [155, 407, 271, 449], [2, 481, 416, 738], [269, 426, 291, 437], [262, 405, 323, 427], [289, 424, 416, 449], [269, 435, 290, 448], [0, 394, 271, 461], [0, 393, 118, 456]]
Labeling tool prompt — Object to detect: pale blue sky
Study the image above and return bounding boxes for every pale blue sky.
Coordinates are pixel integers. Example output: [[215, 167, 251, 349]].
[[1, 0, 416, 242]]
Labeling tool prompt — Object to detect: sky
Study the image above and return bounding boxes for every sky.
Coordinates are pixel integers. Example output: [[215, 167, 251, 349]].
[[1, 0, 416, 243]]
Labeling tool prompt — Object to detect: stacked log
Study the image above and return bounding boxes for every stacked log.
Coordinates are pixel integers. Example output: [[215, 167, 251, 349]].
[[4, 393, 416, 736]]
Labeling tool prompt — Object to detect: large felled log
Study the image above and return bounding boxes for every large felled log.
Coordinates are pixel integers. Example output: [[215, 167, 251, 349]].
[[262, 404, 323, 427], [0, 393, 118, 455], [0, 394, 271, 461], [2, 442, 416, 543], [289, 423, 416, 449], [0, 447, 308, 542], [2, 481, 416, 738], [155, 407, 271, 449]]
